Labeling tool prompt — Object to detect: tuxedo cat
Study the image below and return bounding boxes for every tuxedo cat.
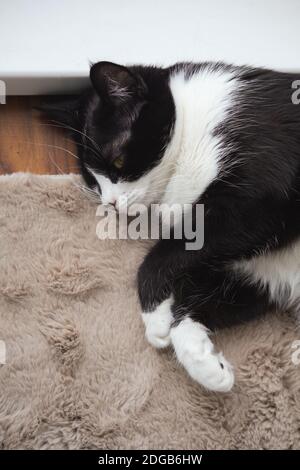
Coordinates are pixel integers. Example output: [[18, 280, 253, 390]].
[[43, 61, 300, 392]]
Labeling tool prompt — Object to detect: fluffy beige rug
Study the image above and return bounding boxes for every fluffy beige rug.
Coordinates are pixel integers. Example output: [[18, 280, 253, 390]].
[[0, 173, 300, 450]]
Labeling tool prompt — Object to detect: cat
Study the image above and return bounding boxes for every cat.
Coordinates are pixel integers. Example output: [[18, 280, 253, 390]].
[[42, 61, 300, 392]]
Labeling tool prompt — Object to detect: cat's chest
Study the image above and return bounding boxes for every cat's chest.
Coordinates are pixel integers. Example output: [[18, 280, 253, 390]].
[[162, 68, 239, 207]]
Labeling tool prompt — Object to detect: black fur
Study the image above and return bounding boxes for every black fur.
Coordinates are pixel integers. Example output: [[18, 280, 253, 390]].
[[41, 61, 300, 332]]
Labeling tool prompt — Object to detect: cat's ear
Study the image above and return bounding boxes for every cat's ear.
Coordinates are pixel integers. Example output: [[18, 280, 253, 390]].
[[36, 96, 79, 128], [90, 61, 146, 105]]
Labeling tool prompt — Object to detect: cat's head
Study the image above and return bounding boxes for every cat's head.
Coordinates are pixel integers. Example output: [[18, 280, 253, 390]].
[[43, 62, 175, 211]]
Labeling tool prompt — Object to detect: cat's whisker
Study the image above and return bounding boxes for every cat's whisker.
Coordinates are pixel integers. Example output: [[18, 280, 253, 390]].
[[52, 120, 103, 155], [19, 140, 80, 162], [38, 122, 104, 162], [17, 139, 101, 202]]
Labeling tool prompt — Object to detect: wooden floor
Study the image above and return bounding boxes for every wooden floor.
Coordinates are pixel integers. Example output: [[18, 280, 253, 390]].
[[0, 96, 78, 175]]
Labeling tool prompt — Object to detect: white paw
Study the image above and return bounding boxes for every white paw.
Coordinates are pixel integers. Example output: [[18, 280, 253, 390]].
[[170, 318, 234, 392], [142, 297, 173, 349]]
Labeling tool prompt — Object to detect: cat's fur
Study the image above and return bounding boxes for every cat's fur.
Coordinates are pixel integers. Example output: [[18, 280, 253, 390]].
[[42, 61, 300, 391]]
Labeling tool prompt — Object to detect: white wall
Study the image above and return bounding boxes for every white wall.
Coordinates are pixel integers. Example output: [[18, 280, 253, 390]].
[[1, 0, 300, 94]]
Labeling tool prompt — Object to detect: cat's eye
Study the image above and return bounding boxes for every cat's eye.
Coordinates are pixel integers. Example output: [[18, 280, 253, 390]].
[[113, 155, 125, 169]]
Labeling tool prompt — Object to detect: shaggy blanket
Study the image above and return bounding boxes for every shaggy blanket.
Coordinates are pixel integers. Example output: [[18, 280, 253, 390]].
[[0, 173, 299, 450]]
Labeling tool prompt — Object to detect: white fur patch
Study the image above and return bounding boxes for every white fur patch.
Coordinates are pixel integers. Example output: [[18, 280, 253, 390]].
[[161, 68, 238, 211], [233, 238, 300, 310], [170, 318, 234, 392], [142, 297, 173, 349]]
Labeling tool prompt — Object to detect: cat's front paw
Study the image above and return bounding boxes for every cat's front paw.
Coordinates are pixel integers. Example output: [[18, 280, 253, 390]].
[[187, 351, 234, 393], [142, 297, 173, 349], [170, 318, 234, 392]]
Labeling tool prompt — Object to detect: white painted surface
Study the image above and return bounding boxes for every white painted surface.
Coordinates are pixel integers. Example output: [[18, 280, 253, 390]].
[[1, 0, 300, 94]]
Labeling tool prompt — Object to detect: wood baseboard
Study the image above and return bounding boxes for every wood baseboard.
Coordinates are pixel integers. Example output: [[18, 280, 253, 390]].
[[0, 96, 78, 175]]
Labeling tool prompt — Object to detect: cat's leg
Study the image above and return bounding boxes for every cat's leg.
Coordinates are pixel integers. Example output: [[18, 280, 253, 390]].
[[142, 296, 173, 348], [170, 267, 270, 392], [138, 239, 185, 349]]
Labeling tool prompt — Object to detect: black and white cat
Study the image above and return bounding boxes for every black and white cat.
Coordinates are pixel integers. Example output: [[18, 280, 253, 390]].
[[44, 61, 300, 392]]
